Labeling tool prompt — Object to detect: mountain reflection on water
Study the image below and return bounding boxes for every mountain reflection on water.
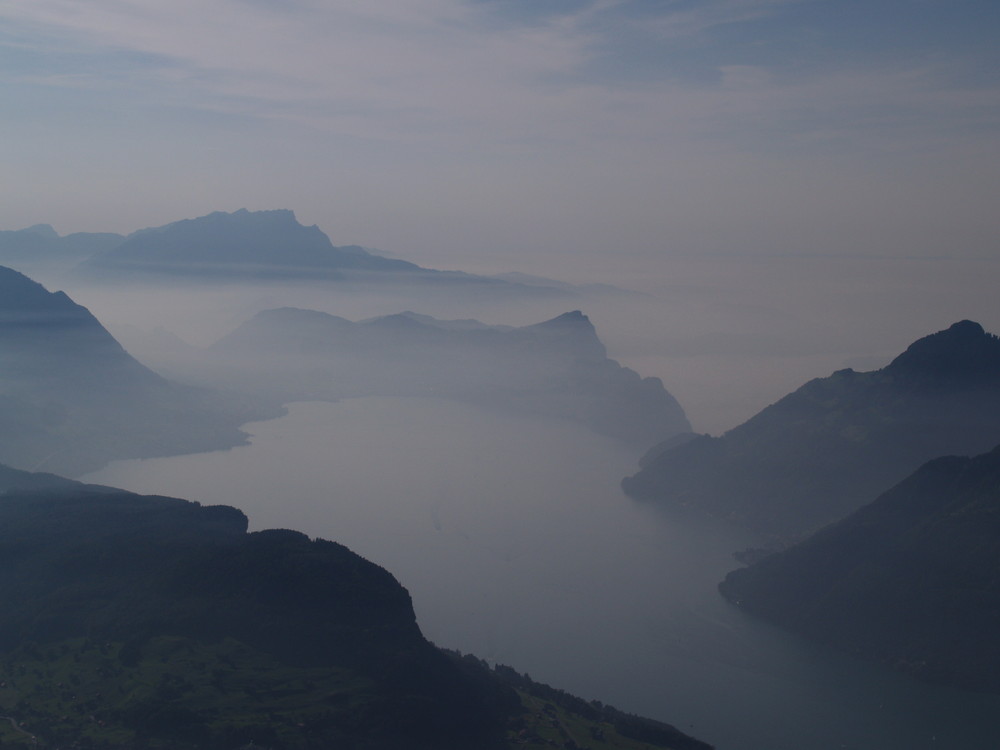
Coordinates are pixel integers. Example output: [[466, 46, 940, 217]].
[[84, 397, 1000, 750]]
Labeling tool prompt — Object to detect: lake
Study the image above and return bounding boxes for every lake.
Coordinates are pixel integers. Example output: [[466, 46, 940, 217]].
[[84, 397, 1000, 749]]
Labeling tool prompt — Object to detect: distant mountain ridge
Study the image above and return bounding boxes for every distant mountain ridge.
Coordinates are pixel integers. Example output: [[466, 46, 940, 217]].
[[719, 444, 1000, 693], [0, 224, 124, 272], [0, 266, 276, 476], [623, 321, 1000, 537], [207, 307, 691, 448], [57, 208, 564, 297], [81, 208, 422, 277], [1, 210, 626, 298]]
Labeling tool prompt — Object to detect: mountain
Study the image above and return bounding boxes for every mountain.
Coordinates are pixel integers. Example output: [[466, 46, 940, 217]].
[[622, 321, 1000, 538], [207, 308, 691, 447], [0, 480, 509, 749], [0, 266, 276, 476], [72, 209, 586, 297], [0, 224, 124, 272], [0, 470, 710, 749], [73, 209, 568, 298], [80, 209, 422, 278], [5, 210, 589, 298], [719, 444, 1000, 693]]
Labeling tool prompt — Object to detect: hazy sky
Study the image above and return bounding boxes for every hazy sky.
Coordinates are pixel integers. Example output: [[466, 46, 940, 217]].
[[3, 0, 999, 273]]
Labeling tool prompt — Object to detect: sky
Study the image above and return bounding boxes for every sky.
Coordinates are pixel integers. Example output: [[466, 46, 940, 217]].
[[2, 0, 999, 272], [2, 0, 1000, 435]]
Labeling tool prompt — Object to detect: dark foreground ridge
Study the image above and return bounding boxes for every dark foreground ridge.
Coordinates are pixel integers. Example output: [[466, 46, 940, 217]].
[[720, 444, 1000, 693], [623, 321, 1000, 538], [0, 466, 709, 749]]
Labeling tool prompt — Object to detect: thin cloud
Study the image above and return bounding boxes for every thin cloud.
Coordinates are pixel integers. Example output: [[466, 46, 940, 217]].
[[2, 0, 996, 153]]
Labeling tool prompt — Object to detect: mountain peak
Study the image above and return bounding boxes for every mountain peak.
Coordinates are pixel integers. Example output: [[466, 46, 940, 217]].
[[525, 311, 598, 338], [159, 208, 302, 233], [19, 223, 60, 239], [947, 319, 986, 336], [883, 320, 1000, 385], [623, 319, 1000, 536], [534, 310, 593, 328]]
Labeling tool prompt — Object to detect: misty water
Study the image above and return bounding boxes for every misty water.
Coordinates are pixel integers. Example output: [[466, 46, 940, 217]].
[[84, 397, 1000, 750]]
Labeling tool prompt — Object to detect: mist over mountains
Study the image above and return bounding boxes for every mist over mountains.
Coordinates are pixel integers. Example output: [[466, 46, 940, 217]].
[[623, 321, 1000, 538], [0, 266, 276, 476], [79, 208, 423, 278], [0, 206, 998, 746], [0, 209, 592, 301], [0, 256, 713, 747], [0, 259, 685, 473], [0, 224, 124, 274], [204, 307, 690, 448]]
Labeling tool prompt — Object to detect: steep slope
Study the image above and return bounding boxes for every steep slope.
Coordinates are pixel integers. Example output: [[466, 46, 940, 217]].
[[719, 444, 1000, 692], [0, 472, 709, 750], [623, 321, 1000, 537], [0, 266, 275, 476], [209, 308, 691, 447], [0, 483, 511, 749]]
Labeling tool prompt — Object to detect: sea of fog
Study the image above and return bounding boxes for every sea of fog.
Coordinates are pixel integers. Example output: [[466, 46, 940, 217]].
[[83, 397, 1000, 750]]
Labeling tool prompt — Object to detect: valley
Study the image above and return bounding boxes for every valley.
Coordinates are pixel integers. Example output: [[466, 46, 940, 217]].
[[84, 398, 1000, 750]]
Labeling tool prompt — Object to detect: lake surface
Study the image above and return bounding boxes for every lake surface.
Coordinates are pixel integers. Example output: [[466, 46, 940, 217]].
[[84, 398, 1000, 749]]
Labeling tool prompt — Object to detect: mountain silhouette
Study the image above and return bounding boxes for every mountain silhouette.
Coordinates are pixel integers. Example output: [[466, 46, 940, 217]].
[[0, 466, 711, 749], [0, 224, 124, 272], [2, 211, 588, 299], [719, 444, 1000, 692], [208, 308, 691, 447], [0, 478, 511, 748], [80, 208, 420, 277], [0, 266, 274, 475], [623, 321, 1000, 537]]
